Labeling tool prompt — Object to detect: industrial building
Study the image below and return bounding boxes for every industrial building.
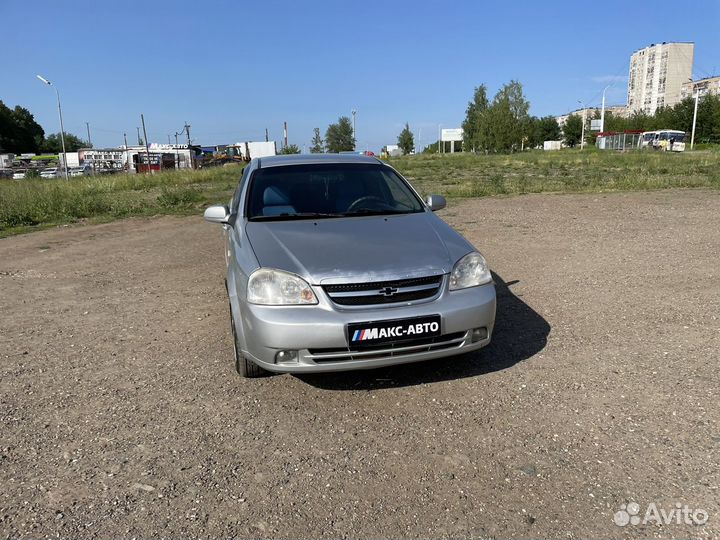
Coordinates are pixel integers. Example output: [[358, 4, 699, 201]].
[[627, 42, 694, 115], [79, 144, 197, 173]]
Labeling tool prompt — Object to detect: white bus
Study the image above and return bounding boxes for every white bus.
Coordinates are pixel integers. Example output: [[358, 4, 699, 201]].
[[640, 131, 658, 148], [642, 130, 686, 152]]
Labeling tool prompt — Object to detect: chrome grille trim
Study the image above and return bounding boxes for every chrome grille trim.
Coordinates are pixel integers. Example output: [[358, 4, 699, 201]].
[[322, 275, 443, 306], [327, 282, 439, 298], [306, 331, 468, 363]]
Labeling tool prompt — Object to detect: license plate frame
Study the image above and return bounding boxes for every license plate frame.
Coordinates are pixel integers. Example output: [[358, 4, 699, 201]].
[[347, 315, 441, 347]]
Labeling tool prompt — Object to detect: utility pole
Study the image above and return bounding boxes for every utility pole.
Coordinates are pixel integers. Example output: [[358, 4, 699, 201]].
[[438, 124, 441, 154], [183, 123, 193, 168], [140, 114, 152, 174], [123, 133, 129, 171], [136, 127, 142, 145], [85, 122, 92, 147], [577, 100, 586, 150], [174, 132, 180, 169], [283, 122, 288, 149], [691, 89, 700, 150], [265, 128, 269, 142]]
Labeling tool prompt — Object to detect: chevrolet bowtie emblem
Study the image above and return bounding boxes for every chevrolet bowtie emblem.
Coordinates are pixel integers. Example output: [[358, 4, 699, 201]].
[[379, 286, 399, 296]]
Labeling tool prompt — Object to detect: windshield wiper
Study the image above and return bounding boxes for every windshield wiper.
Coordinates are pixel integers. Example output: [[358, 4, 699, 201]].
[[249, 212, 342, 221]]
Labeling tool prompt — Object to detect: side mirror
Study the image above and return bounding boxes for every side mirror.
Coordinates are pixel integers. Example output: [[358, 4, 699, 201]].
[[204, 205, 230, 224], [425, 194, 447, 212]]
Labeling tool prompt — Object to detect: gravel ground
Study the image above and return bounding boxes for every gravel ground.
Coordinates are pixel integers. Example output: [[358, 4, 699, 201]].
[[1, 189, 719, 539]]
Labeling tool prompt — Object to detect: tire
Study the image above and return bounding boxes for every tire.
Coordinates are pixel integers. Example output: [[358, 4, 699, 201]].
[[229, 304, 268, 378]]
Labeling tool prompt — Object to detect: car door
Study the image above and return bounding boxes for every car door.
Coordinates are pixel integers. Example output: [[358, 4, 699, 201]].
[[224, 166, 251, 267]]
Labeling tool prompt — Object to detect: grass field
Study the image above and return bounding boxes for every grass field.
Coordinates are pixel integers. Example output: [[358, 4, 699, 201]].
[[1, 149, 719, 237], [392, 147, 720, 197]]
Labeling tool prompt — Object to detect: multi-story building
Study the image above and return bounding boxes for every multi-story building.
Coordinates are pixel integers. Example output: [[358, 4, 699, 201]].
[[680, 75, 720, 100], [627, 42, 694, 114], [555, 107, 597, 128], [555, 105, 628, 128]]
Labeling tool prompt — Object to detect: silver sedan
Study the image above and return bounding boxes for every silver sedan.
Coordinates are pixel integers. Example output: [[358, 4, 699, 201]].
[[204, 154, 496, 377]]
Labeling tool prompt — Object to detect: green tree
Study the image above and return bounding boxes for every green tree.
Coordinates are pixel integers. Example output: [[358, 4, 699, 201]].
[[699, 94, 720, 143], [11, 106, 45, 153], [325, 116, 355, 153], [479, 80, 531, 153], [0, 101, 45, 153], [626, 110, 652, 132], [422, 140, 439, 154], [310, 127, 324, 153], [0, 101, 15, 152], [524, 116, 540, 148], [278, 144, 301, 154], [397, 123, 414, 155], [563, 114, 583, 147], [497, 80, 530, 122], [462, 85, 489, 152], [498, 80, 531, 151], [533, 115, 561, 146], [41, 132, 91, 153]]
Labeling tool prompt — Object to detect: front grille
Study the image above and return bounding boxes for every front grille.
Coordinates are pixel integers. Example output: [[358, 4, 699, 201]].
[[323, 275, 443, 306], [307, 331, 467, 363]]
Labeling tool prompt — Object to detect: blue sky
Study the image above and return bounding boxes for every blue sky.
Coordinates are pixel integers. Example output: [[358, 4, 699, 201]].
[[3, 0, 719, 151]]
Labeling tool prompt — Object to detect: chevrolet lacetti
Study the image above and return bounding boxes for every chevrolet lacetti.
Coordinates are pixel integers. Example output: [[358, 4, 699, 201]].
[[204, 154, 496, 377]]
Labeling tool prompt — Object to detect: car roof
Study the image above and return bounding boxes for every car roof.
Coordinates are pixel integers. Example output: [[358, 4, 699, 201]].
[[257, 153, 380, 169]]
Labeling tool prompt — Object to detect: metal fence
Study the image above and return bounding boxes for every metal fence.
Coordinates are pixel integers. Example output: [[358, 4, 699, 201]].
[[596, 132, 644, 151]]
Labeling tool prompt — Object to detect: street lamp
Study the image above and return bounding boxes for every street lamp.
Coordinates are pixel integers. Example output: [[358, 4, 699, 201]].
[[36, 75, 69, 180], [600, 84, 611, 133], [688, 78, 700, 150], [351, 109, 357, 145], [577, 100, 586, 150]]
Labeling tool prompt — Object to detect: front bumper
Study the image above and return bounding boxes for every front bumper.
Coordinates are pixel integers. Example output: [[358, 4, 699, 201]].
[[237, 279, 496, 373]]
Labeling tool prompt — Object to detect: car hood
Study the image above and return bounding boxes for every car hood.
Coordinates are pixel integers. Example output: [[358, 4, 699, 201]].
[[245, 212, 474, 284]]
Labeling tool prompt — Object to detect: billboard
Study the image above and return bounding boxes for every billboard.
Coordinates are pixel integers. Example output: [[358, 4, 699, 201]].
[[58, 152, 80, 168], [590, 119, 602, 131], [441, 128, 463, 142]]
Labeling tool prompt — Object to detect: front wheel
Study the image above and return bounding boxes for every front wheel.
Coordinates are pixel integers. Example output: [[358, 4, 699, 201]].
[[230, 306, 268, 378]]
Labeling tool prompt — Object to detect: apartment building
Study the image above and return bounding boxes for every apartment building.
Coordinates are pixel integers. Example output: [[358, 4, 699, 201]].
[[680, 75, 720, 100], [627, 42, 694, 114], [555, 105, 628, 128]]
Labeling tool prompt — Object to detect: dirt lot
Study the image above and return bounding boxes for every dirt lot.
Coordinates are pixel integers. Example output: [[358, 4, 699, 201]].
[[1, 189, 719, 539]]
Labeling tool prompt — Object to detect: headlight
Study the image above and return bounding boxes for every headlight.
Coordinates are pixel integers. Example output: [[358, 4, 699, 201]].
[[247, 268, 318, 305], [449, 252, 492, 290]]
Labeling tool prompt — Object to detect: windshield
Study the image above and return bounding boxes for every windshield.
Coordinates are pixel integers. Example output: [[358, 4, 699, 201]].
[[246, 163, 425, 220]]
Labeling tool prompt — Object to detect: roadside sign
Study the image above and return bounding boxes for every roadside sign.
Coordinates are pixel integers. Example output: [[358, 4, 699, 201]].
[[441, 128, 463, 142]]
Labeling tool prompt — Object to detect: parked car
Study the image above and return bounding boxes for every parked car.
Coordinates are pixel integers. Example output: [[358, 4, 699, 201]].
[[204, 154, 496, 377], [12, 170, 27, 180], [40, 167, 59, 179], [69, 165, 93, 177]]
